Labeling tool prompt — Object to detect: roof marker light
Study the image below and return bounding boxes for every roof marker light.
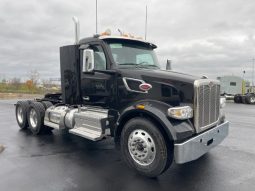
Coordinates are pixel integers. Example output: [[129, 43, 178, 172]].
[[100, 29, 111, 36]]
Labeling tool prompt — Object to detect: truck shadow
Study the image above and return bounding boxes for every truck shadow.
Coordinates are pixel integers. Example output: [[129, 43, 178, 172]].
[[17, 129, 219, 191]]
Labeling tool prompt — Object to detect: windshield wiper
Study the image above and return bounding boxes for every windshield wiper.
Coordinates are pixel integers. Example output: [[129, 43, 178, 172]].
[[119, 63, 139, 66], [138, 64, 160, 68], [119, 63, 159, 69]]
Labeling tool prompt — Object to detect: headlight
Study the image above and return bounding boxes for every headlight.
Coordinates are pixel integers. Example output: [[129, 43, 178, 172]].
[[220, 97, 226, 108], [167, 106, 193, 120]]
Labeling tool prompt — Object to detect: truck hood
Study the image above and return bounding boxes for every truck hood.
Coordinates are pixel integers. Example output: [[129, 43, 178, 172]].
[[118, 68, 199, 105], [119, 68, 198, 84]]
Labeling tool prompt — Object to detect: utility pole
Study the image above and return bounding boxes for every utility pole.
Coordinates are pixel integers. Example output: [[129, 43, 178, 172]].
[[252, 58, 255, 93], [242, 70, 245, 94], [96, 0, 98, 33]]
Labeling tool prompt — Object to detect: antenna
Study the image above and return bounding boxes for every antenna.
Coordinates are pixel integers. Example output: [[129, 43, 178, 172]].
[[145, 5, 148, 40], [118, 29, 123, 35], [96, 0, 98, 33]]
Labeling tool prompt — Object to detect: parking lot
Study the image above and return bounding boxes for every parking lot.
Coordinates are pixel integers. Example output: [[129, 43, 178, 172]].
[[0, 100, 254, 191]]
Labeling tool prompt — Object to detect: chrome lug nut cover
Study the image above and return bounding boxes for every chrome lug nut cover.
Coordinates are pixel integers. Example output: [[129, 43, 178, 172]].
[[128, 129, 156, 166]]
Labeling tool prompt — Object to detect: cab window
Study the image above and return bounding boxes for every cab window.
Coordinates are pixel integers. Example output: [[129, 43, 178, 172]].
[[106, 40, 160, 69], [90, 45, 107, 70]]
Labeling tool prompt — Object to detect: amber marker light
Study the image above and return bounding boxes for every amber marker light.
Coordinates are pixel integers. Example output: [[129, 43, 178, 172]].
[[136, 104, 145, 110]]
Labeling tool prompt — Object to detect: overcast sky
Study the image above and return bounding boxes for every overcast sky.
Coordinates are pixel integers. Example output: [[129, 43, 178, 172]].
[[0, 0, 255, 82]]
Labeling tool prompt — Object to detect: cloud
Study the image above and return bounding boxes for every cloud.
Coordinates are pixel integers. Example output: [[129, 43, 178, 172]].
[[0, 0, 255, 83]]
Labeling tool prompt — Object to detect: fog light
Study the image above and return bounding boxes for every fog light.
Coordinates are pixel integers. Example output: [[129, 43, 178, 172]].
[[220, 109, 226, 123], [167, 106, 193, 120], [220, 97, 226, 108]]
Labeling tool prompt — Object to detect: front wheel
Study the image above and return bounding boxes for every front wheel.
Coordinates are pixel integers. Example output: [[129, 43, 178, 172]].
[[120, 117, 173, 177], [241, 96, 247, 104]]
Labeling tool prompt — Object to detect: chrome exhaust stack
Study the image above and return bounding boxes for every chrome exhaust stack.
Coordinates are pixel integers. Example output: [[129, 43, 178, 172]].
[[72, 16, 80, 45]]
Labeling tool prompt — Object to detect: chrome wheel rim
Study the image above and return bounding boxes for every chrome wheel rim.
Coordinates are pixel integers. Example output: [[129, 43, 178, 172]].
[[29, 109, 38, 129], [17, 106, 23, 124], [128, 129, 156, 166], [250, 97, 255, 103]]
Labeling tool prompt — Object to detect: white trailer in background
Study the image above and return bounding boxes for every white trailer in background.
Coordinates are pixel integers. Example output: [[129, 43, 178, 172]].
[[217, 75, 243, 95]]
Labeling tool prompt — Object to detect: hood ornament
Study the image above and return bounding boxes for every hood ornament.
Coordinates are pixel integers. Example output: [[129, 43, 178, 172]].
[[208, 81, 214, 88]]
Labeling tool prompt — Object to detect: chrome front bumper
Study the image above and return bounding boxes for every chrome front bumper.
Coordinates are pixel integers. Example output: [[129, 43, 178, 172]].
[[174, 121, 229, 164]]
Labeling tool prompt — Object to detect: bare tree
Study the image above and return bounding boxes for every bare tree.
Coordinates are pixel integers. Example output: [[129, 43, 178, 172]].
[[1, 79, 7, 84], [11, 78, 21, 89], [28, 70, 40, 85], [42, 79, 51, 89]]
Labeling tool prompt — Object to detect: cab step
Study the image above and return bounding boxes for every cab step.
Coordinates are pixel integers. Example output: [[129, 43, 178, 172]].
[[69, 127, 104, 141], [69, 107, 110, 141]]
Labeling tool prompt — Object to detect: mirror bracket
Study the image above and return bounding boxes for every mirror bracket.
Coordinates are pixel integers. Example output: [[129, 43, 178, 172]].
[[166, 59, 172, 70]]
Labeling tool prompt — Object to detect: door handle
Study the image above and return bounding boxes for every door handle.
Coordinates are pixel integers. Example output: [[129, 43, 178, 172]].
[[83, 96, 90, 101]]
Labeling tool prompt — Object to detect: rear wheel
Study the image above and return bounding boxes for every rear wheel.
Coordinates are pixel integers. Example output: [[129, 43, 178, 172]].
[[41, 101, 53, 109], [41, 101, 54, 131], [27, 102, 46, 135], [15, 101, 30, 129], [234, 94, 241, 103], [120, 117, 173, 177], [245, 94, 255, 104], [241, 96, 247, 104]]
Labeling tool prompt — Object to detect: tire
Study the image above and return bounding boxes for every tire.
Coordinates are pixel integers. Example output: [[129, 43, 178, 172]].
[[41, 101, 54, 131], [41, 101, 53, 109], [27, 102, 46, 135], [120, 117, 173, 177], [15, 101, 30, 129], [241, 96, 246, 104], [234, 95, 241, 103], [245, 94, 255, 104]]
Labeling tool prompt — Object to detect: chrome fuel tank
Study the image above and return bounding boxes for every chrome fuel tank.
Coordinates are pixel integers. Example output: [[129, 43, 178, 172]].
[[44, 106, 78, 130]]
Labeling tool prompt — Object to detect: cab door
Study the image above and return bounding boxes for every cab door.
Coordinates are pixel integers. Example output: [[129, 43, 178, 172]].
[[80, 42, 117, 107]]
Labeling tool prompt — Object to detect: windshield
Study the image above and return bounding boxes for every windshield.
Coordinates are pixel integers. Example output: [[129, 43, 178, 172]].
[[105, 40, 160, 69]]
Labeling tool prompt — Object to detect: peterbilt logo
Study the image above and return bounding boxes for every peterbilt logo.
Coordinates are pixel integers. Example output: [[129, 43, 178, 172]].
[[208, 81, 214, 88], [139, 83, 152, 91]]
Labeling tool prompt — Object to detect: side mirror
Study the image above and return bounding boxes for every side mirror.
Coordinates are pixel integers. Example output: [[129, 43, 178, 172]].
[[82, 49, 94, 72], [166, 59, 172, 70]]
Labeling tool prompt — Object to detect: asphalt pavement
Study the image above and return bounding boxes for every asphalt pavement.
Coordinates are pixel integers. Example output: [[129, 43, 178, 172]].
[[0, 99, 255, 191]]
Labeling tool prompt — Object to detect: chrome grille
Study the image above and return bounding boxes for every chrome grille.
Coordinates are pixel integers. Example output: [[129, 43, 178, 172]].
[[194, 79, 220, 133]]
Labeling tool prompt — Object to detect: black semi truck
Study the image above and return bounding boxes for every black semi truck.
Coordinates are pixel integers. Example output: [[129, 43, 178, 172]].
[[234, 93, 255, 104], [15, 22, 229, 177]]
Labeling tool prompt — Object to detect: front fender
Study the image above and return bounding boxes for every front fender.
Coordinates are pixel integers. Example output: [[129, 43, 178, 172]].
[[115, 100, 195, 144]]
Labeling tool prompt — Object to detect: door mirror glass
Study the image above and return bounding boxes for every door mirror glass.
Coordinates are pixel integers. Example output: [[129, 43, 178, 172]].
[[82, 49, 95, 72]]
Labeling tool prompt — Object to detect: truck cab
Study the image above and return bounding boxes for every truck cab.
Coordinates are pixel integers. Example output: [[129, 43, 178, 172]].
[[15, 34, 229, 177]]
